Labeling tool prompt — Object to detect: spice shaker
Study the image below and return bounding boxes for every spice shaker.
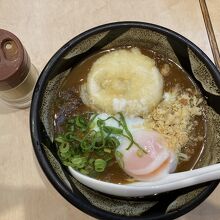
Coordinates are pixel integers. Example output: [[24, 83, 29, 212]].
[[0, 29, 38, 108]]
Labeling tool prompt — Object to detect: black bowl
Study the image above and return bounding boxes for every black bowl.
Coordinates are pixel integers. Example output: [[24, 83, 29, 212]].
[[30, 21, 220, 220]]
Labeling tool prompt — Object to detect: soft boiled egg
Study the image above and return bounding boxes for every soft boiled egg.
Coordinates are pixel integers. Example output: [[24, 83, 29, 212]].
[[91, 113, 177, 181], [116, 130, 177, 181]]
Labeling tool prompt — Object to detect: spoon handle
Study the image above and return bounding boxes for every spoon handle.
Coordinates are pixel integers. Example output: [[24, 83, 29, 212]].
[[131, 163, 220, 192]]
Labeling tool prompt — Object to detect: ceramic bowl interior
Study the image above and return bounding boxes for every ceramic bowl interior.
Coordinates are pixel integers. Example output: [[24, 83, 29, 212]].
[[30, 22, 220, 220]]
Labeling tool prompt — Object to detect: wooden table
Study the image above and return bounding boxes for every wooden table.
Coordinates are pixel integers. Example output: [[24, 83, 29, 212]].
[[0, 1, 219, 219]]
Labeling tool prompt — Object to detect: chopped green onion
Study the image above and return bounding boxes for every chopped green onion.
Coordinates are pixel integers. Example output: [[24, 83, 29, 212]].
[[106, 136, 120, 148], [60, 152, 71, 159], [94, 159, 107, 172], [103, 126, 123, 135], [68, 125, 75, 132], [55, 135, 65, 143], [55, 112, 147, 177], [62, 161, 73, 166], [59, 142, 70, 153], [115, 150, 123, 159], [119, 112, 147, 154], [75, 116, 87, 130], [119, 112, 133, 137], [71, 157, 87, 169], [89, 158, 95, 164], [80, 169, 89, 175], [97, 119, 105, 127], [87, 114, 98, 130], [68, 118, 75, 124], [115, 151, 124, 168], [80, 140, 92, 152], [104, 148, 111, 153]]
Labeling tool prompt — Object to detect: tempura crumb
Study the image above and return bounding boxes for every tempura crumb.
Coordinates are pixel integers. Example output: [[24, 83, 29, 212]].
[[145, 86, 203, 153]]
